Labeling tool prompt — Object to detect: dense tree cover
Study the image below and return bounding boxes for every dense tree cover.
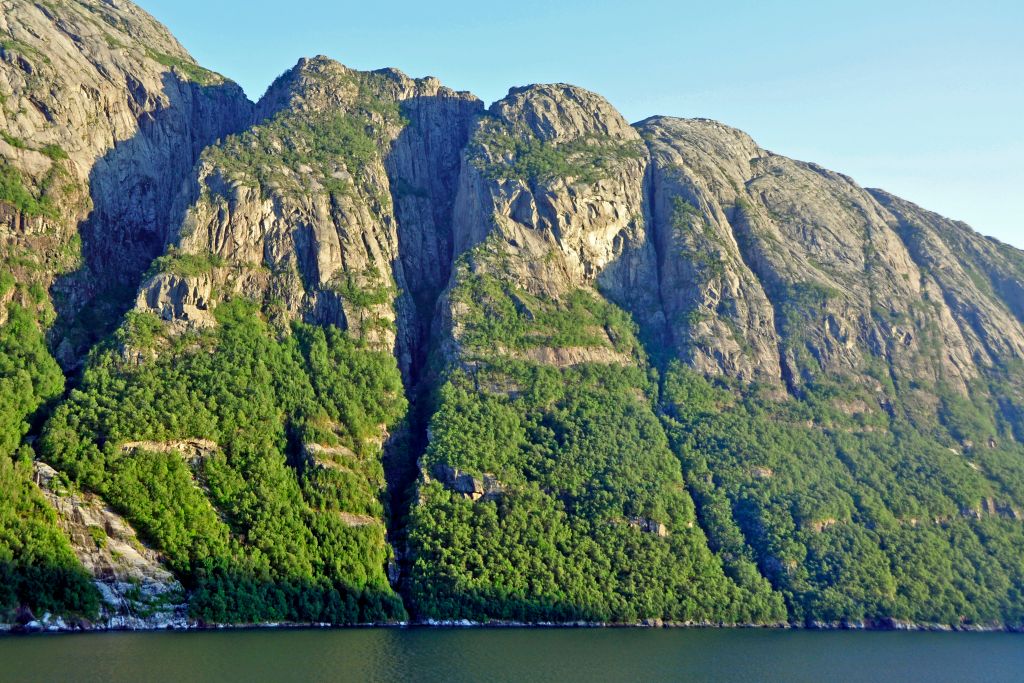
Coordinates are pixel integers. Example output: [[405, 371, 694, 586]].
[[660, 365, 1024, 627], [406, 268, 785, 623], [39, 300, 408, 624], [0, 305, 63, 456], [10, 238, 1024, 627], [0, 303, 99, 620], [451, 268, 641, 357]]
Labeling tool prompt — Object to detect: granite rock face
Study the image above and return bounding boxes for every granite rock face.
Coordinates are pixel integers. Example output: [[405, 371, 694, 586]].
[[33, 462, 189, 630], [871, 189, 1024, 367], [452, 84, 659, 310], [637, 116, 1024, 407], [640, 117, 783, 383], [1, 0, 252, 357], [75, 63, 1024, 625]]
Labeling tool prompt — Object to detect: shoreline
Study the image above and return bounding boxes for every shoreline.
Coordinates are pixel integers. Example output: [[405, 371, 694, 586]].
[[3, 617, 1021, 636]]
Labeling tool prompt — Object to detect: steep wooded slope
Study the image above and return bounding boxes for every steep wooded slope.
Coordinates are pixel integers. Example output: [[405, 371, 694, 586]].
[[3, 0, 1024, 630], [1, 0, 249, 626]]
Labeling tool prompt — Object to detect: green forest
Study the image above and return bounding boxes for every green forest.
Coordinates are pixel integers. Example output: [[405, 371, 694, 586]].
[[405, 252, 785, 624], [660, 366, 1024, 626], [38, 300, 408, 624], [0, 303, 99, 621]]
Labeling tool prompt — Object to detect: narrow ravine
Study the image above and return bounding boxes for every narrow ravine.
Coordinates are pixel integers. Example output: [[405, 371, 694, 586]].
[[380, 93, 483, 611]]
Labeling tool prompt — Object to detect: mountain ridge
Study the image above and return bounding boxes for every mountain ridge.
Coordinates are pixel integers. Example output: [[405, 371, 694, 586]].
[[2, 0, 1023, 632]]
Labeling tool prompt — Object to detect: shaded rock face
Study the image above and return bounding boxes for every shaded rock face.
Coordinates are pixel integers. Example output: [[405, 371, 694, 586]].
[[384, 81, 484, 374], [136, 57, 482, 375], [0, 0, 253, 361], [77, 73, 252, 285], [136, 271, 215, 329], [33, 462, 189, 630]]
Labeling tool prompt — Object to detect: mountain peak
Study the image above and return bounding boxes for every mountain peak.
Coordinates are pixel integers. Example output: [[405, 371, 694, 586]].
[[255, 54, 477, 121], [492, 83, 638, 142]]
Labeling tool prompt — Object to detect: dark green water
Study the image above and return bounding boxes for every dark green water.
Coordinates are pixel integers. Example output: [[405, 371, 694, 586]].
[[1, 628, 1022, 682]]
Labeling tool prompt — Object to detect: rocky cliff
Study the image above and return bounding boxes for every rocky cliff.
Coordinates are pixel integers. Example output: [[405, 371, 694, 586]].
[[3, 0, 1024, 631], [135, 56, 481, 375], [1, 0, 252, 361], [638, 115, 1024, 406]]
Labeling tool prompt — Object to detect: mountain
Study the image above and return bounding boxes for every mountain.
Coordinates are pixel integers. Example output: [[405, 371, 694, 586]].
[[2, 0, 1023, 631]]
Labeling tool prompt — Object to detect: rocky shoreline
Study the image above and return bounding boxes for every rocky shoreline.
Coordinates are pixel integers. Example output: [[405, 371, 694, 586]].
[[3, 614, 1020, 635]]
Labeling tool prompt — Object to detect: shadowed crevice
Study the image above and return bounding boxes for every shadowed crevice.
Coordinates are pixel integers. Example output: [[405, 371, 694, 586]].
[[49, 72, 252, 371]]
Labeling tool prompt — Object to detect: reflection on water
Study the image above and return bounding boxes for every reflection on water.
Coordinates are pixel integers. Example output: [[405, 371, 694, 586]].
[[1, 627, 1022, 682]]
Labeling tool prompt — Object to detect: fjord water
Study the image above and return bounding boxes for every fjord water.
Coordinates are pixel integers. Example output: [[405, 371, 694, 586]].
[[1, 629, 1022, 682]]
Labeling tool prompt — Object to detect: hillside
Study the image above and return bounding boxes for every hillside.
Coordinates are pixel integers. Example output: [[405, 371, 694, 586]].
[[2, 0, 1023, 630]]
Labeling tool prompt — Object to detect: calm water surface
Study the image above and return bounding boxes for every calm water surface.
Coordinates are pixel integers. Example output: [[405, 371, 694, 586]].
[[1, 628, 1022, 682]]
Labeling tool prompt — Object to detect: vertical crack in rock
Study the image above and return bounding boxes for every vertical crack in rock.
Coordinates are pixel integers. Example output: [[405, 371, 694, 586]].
[[381, 88, 483, 598]]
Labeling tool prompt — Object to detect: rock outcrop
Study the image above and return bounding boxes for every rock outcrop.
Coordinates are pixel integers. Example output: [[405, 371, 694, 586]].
[[136, 57, 481, 375], [32, 462, 189, 630], [431, 463, 504, 501], [1, 0, 252, 360]]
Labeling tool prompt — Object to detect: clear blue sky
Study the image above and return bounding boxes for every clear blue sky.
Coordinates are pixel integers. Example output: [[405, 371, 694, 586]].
[[138, 0, 1023, 248]]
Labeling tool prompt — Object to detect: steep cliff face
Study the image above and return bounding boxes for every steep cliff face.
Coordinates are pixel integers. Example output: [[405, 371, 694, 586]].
[[637, 116, 1021, 409], [126, 63, 484, 606], [640, 118, 783, 383], [383, 77, 483, 373], [404, 91, 1024, 626], [450, 85, 660, 321], [137, 56, 481, 375], [871, 189, 1024, 372], [139, 57, 409, 354], [1, 0, 252, 360], [30, 55, 489, 627], [637, 118, 1024, 628], [4, 0, 1024, 630]]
